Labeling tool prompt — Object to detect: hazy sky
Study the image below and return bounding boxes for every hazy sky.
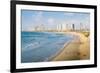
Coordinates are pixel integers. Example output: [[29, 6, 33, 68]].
[[21, 10, 90, 31]]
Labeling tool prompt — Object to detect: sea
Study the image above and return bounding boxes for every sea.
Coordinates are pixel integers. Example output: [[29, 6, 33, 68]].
[[21, 32, 74, 63]]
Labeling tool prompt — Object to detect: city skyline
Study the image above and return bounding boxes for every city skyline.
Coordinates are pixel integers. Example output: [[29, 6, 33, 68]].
[[21, 10, 90, 31]]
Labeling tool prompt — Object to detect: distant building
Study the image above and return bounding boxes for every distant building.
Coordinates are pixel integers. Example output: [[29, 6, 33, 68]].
[[57, 24, 68, 32], [72, 24, 75, 31], [57, 24, 62, 31], [34, 24, 45, 31]]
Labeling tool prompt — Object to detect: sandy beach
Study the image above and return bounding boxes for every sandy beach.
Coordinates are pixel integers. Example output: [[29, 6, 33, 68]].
[[52, 32, 90, 61]]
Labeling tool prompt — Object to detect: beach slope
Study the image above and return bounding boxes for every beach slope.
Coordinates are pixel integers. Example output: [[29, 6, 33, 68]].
[[52, 32, 90, 61]]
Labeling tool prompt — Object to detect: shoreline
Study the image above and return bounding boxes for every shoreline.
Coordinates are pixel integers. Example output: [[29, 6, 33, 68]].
[[51, 32, 90, 61], [46, 40, 72, 61]]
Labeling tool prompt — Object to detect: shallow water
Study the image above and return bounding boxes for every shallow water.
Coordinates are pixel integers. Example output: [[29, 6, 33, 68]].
[[21, 32, 74, 63]]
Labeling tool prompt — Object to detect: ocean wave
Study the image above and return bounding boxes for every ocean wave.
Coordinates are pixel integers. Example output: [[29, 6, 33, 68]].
[[22, 42, 41, 51], [21, 32, 75, 62]]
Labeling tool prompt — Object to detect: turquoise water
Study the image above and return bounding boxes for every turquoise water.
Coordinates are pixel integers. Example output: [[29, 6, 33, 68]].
[[21, 32, 74, 63]]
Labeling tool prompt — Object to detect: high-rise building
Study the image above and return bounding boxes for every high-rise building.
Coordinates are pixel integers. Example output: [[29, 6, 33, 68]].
[[57, 24, 68, 32]]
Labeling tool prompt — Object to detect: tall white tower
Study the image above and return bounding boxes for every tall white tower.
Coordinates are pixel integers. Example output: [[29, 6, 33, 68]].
[[57, 24, 62, 31], [62, 24, 67, 31]]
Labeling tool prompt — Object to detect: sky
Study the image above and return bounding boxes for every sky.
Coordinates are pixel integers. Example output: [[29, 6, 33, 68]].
[[21, 10, 90, 31]]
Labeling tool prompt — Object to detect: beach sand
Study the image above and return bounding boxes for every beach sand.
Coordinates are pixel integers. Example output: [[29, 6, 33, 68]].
[[52, 32, 90, 61]]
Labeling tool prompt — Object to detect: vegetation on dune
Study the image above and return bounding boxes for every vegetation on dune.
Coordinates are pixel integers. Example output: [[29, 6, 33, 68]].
[[81, 32, 90, 37]]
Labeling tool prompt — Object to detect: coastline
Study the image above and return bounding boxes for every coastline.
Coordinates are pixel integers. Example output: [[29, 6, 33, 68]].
[[51, 32, 90, 61], [46, 41, 72, 61]]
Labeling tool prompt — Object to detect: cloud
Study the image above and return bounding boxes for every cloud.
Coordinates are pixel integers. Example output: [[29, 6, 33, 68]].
[[47, 18, 54, 24], [63, 12, 75, 17], [34, 11, 43, 22]]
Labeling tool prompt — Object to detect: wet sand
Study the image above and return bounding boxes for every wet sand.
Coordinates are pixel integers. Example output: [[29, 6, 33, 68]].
[[52, 32, 90, 61]]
